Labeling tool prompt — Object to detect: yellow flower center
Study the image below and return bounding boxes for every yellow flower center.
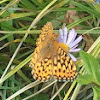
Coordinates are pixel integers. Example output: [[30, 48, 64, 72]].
[[59, 43, 69, 52]]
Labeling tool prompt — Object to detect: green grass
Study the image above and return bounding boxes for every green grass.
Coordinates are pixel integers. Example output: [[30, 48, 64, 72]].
[[0, 0, 100, 100]]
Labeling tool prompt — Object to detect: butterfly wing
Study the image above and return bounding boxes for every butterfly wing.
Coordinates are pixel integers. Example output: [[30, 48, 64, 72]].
[[36, 22, 53, 46], [52, 45, 77, 81], [30, 22, 54, 81], [31, 55, 53, 81]]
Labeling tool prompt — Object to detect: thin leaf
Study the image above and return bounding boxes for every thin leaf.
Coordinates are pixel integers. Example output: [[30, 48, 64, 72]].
[[77, 74, 93, 85], [93, 86, 100, 100]]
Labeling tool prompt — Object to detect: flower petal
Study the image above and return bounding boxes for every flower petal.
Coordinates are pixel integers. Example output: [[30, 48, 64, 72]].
[[59, 29, 63, 39], [70, 32, 77, 44], [70, 44, 78, 49], [63, 27, 68, 43], [57, 36, 63, 42], [69, 53, 77, 61], [66, 29, 76, 45], [70, 48, 81, 52], [69, 36, 82, 48]]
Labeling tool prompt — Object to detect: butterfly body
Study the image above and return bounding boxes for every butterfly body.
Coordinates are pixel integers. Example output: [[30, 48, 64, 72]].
[[35, 34, 58, 62], [30, 22, 77, 82]]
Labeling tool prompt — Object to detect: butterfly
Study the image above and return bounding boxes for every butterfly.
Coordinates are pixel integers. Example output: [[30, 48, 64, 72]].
[[29, 22, 77, 82]]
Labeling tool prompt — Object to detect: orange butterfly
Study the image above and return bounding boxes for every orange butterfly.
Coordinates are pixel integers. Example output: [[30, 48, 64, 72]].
[[29, 22, 78, 82]]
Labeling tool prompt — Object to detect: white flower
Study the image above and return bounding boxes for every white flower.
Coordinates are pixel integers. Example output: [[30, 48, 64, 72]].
[[58, 27, 82, 61]]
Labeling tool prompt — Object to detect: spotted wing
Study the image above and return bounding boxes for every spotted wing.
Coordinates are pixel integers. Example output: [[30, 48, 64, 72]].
[[36, 22, 53, 46], [29, 38, 53, 81], [30, 52, 52, 81], [30, 22, 53, 81], [53, 47, 77, 81]]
